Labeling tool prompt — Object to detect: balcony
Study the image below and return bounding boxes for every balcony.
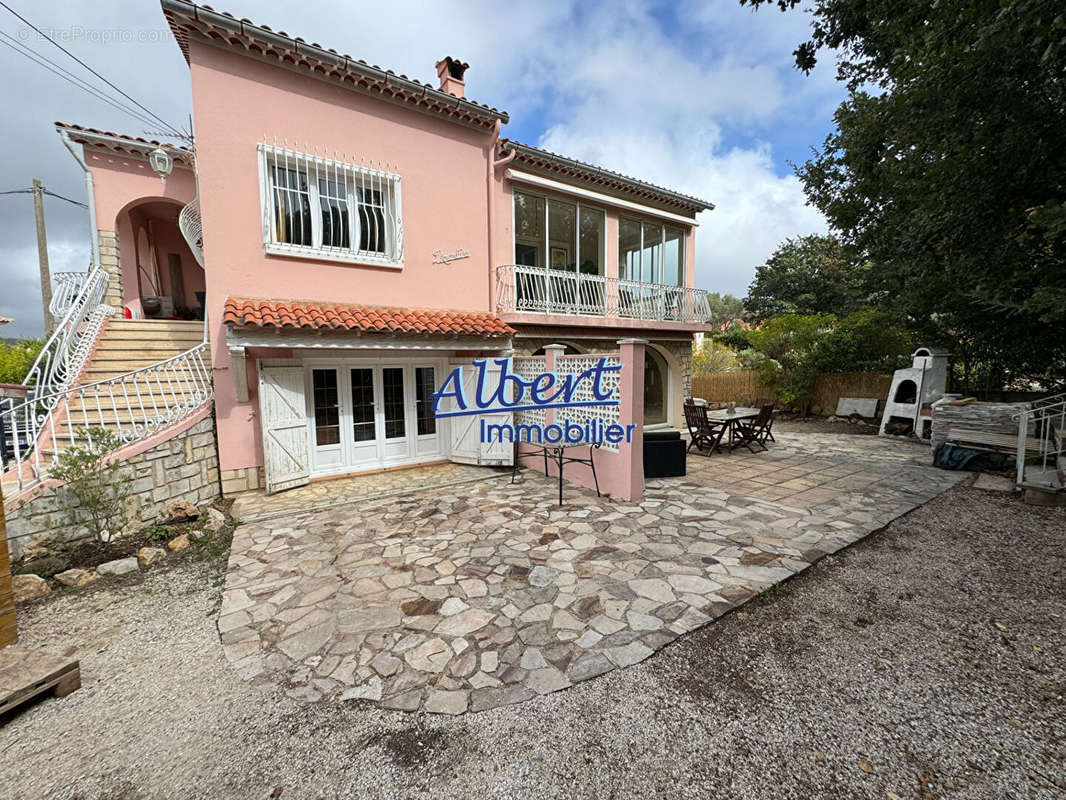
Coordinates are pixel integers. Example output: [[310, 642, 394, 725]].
[[495, 264, 712, 326]]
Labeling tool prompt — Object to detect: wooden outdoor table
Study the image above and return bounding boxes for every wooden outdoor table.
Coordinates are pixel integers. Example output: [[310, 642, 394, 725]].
[[706, 407, 761, 451]]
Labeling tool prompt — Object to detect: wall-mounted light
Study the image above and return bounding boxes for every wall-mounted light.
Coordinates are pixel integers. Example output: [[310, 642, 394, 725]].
[[149, 147, 173, 184]]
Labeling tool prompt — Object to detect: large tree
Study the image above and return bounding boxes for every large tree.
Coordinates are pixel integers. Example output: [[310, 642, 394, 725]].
[[744, 0, 1066, 386], [704, 292, 746, 324], [744, 234, 867, 319]]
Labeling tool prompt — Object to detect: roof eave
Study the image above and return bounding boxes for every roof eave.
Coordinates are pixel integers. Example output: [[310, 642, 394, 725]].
[[501, 141, 715, 214], [54, 122, 195, 168], [160, 0, 508, 128]]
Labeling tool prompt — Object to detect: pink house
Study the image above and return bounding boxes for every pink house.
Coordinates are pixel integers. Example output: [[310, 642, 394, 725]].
[[52, 0, 715, 501]]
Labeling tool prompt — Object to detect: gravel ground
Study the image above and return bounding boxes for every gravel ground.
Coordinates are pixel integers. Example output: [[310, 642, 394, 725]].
[[2, 479, 1063, 800]]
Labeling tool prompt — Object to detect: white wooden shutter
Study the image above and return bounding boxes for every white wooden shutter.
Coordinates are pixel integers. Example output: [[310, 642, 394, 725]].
[[448, 360, 513, 466], [258, 366, 311, 494]]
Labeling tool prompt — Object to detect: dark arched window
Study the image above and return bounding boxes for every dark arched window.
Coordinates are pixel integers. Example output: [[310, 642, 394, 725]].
[[531, 344, 582, 356]]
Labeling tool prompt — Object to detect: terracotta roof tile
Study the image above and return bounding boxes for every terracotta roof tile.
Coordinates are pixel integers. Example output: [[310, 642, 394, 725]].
[[223, 298, 515, 338], [161, 0, 508, 129]]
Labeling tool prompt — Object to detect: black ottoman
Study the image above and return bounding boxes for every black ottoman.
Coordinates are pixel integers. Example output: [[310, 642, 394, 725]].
[[643, 430, 687, 478]]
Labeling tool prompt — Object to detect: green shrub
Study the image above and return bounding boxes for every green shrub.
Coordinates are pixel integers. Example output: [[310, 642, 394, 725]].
[[0, 338, 44, 385], [749, 314, 835, 414], [709, 320, 755, 351], [49, 427, 132, 541], [737, 348, 769, 370], [814, 310, 914, 373], [692, 340, 740, 372]]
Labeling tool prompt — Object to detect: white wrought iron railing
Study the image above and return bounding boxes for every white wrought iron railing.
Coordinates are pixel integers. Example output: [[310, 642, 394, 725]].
[[496, 264, 712, 324], [49, 271, 89, 317], [1013, 393, 1065, 489], [24, 264, 111, 399], [1, 342, 212, 493], [179, 196, 205, 268]]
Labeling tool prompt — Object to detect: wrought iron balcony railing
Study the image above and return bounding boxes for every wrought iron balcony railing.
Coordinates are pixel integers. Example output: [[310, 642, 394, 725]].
[[495, 264, 711, 324]]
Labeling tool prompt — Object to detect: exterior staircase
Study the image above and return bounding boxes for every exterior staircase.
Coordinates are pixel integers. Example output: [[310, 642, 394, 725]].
[[77, 319, 204, 384], [48, 320, 205, 453], [2, 315, 211, 503]]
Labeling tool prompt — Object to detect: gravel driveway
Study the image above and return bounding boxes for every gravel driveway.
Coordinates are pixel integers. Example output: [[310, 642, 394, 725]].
[[1, 480, 1063, 800]]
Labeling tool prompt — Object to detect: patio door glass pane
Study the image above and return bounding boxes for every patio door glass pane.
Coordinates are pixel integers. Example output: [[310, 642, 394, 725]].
[[641, 221, 662, 284], [663, 225, 684, 286], [514, 190, 545, 267], [382, 367, 406, 439], [548, 199, 576, 270], [415, 367, 436, 435], [618, 217, 641, 281], [578, 207, 604, 276], [312, 368, 340, 445], [350, 368, 375, 442]]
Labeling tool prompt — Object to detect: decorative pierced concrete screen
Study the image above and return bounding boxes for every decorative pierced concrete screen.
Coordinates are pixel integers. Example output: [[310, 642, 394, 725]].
[[512, 356, 547, 429], [556, 353, 622, 451]]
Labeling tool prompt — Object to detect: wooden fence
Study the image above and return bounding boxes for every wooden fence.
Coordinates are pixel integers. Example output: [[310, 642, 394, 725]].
[[690, 370, 893, 416], [0, 488, 15, 647]]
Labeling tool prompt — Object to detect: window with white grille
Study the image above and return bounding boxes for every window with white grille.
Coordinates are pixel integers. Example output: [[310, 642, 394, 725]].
[[258, 143, 403, 267]]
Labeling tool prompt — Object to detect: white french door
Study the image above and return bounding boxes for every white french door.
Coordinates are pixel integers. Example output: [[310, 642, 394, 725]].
[[306, 360, 443, 477]]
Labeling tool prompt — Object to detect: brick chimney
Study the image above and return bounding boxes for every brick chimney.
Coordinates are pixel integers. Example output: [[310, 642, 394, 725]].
[[435, 57, 469, 98]]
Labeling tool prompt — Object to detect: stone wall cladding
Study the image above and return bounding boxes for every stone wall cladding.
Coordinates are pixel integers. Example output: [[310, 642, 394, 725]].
[[5, 415, 220, 560], [220, 466, 265, 497], [97, 230, 123, 309]]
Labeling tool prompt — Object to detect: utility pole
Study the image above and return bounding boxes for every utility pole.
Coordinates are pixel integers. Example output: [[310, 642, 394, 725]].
[[31, 179, 54, 333]]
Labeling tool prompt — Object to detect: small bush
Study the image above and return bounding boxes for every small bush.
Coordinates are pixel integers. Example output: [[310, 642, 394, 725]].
[[0, 338, 44, 385], [692, 340, 740, 372], [144, 524, 173, 543], [49, 427, 133, 542]]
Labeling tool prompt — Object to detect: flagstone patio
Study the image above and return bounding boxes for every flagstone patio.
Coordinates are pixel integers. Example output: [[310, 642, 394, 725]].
[[229, 462, 508, 523], [218, 432, 966, 714]]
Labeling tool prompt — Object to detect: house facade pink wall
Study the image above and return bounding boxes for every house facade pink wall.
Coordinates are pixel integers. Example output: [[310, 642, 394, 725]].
[[86, 151, 196, 232], [187, 41, 499, 472], [85, 152, 198, 309]]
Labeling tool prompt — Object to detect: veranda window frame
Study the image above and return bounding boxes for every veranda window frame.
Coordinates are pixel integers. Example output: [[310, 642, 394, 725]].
[[512, 187, 606, 276], [257, 143, 404, 268], [618, 215, 686, 287]]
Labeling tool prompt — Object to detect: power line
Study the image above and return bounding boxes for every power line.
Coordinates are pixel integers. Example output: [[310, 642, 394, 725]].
[[41, 189, 86, 210], [0, 186, 88, 208], [0, 30, 164, 129], [0, 33, 162, 131], [0, 1, 184, 137]]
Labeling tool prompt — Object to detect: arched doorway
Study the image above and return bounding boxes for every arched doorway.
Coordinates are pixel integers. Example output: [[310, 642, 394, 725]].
[[644, 348, 669, 424], [115, 197, 205, 319]]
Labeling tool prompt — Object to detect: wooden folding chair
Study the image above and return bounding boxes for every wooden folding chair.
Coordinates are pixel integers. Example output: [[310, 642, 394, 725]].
[[734, 403, 774, 453], [684, 400, 728, 455]]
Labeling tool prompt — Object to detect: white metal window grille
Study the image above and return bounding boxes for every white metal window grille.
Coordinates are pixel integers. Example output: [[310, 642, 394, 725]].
[[258, 140, 403, 267], [555, 353, 622, 451]]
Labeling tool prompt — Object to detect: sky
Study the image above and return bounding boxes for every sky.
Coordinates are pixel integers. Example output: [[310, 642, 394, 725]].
[[0, 0, 846, 340]]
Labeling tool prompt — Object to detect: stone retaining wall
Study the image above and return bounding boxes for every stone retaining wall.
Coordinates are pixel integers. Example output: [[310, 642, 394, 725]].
[[5, 415, 220, 561]]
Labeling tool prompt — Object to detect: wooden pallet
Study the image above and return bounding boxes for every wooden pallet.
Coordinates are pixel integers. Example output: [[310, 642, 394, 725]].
[[0, 647, 80, 715]]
